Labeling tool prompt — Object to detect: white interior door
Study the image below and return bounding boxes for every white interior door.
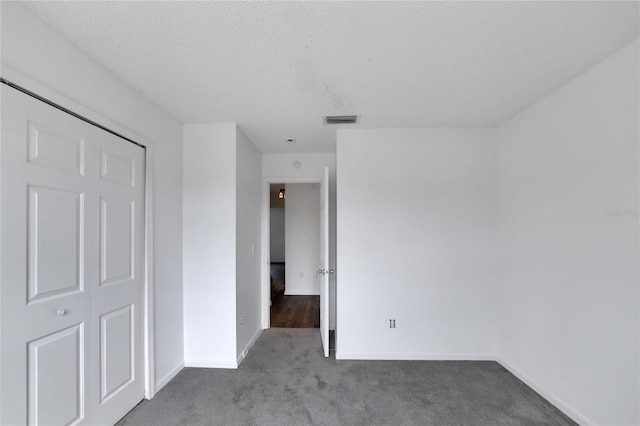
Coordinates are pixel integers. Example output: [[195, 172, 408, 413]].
[[91, 121, 145, 426], [319, 167, 330, 357], [0, 85, 145, 425]]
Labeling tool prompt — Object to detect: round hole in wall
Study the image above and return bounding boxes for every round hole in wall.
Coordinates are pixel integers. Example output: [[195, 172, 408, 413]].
[[292, 161, 302, 169]]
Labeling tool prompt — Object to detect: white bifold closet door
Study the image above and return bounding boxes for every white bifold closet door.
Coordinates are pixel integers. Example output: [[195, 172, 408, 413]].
[[1, 85, 145, 425]]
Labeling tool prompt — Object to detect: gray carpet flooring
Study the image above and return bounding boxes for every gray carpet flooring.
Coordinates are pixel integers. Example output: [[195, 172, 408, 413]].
[[117, 329, 576, 426]]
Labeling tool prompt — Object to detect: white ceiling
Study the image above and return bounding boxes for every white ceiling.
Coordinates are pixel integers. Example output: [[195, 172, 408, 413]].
[[26, 1, 639, 154]]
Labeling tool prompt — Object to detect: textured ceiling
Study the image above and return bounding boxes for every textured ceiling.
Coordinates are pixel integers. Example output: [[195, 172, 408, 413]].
[[26, 1, 639, 153]]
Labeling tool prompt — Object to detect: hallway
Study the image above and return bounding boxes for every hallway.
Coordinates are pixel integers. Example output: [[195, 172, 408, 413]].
[[270, 294, 320, 328]]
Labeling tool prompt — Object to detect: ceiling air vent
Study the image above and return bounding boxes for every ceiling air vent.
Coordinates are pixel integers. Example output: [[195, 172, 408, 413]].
[[324, 115, 358, 125]]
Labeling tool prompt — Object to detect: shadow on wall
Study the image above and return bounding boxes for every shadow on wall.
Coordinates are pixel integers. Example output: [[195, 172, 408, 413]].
[[270, 263, 285, 282]]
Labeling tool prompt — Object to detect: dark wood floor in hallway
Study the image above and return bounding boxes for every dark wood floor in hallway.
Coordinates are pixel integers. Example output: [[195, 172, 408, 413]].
[[270, 294, 320, 328]]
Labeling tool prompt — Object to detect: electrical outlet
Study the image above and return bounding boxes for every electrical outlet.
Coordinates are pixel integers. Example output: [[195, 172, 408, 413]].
[[389, 319, 396, 329], [239, 316, 244, 325]]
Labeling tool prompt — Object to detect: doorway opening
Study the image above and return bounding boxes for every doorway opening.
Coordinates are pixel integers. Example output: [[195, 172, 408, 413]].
[[269, 183, 320, 328], [262, 169, 331, 357]]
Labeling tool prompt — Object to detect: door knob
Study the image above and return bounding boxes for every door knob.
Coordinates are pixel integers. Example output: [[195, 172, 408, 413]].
[[57, 308, 67, 316]]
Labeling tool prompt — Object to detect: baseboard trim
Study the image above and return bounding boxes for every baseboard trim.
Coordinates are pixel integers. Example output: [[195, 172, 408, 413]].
[[154, 361, 184, 394], [284, 291, 320, 296], [184, 359, 238, 369], [237, 328, 263, 366], [335, 352, 495, 361], [495, 356, 592, 426]]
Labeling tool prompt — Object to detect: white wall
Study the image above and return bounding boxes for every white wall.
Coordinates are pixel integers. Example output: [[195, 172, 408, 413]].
[[336, 128, 497, 359], [235, 128, 263, 359], [0, 1, 184, 390], [496, 40, 639, 426], [262, 153, 337, 328], [183, 124, 237, 367], [183, 124, 263, 367], [270, 208, 285, 262], [284, 184, 321, 295]]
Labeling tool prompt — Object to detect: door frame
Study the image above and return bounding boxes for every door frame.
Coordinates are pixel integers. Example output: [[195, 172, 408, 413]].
[[1, 65, 158, 399], [261, 176, 321, 329]]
